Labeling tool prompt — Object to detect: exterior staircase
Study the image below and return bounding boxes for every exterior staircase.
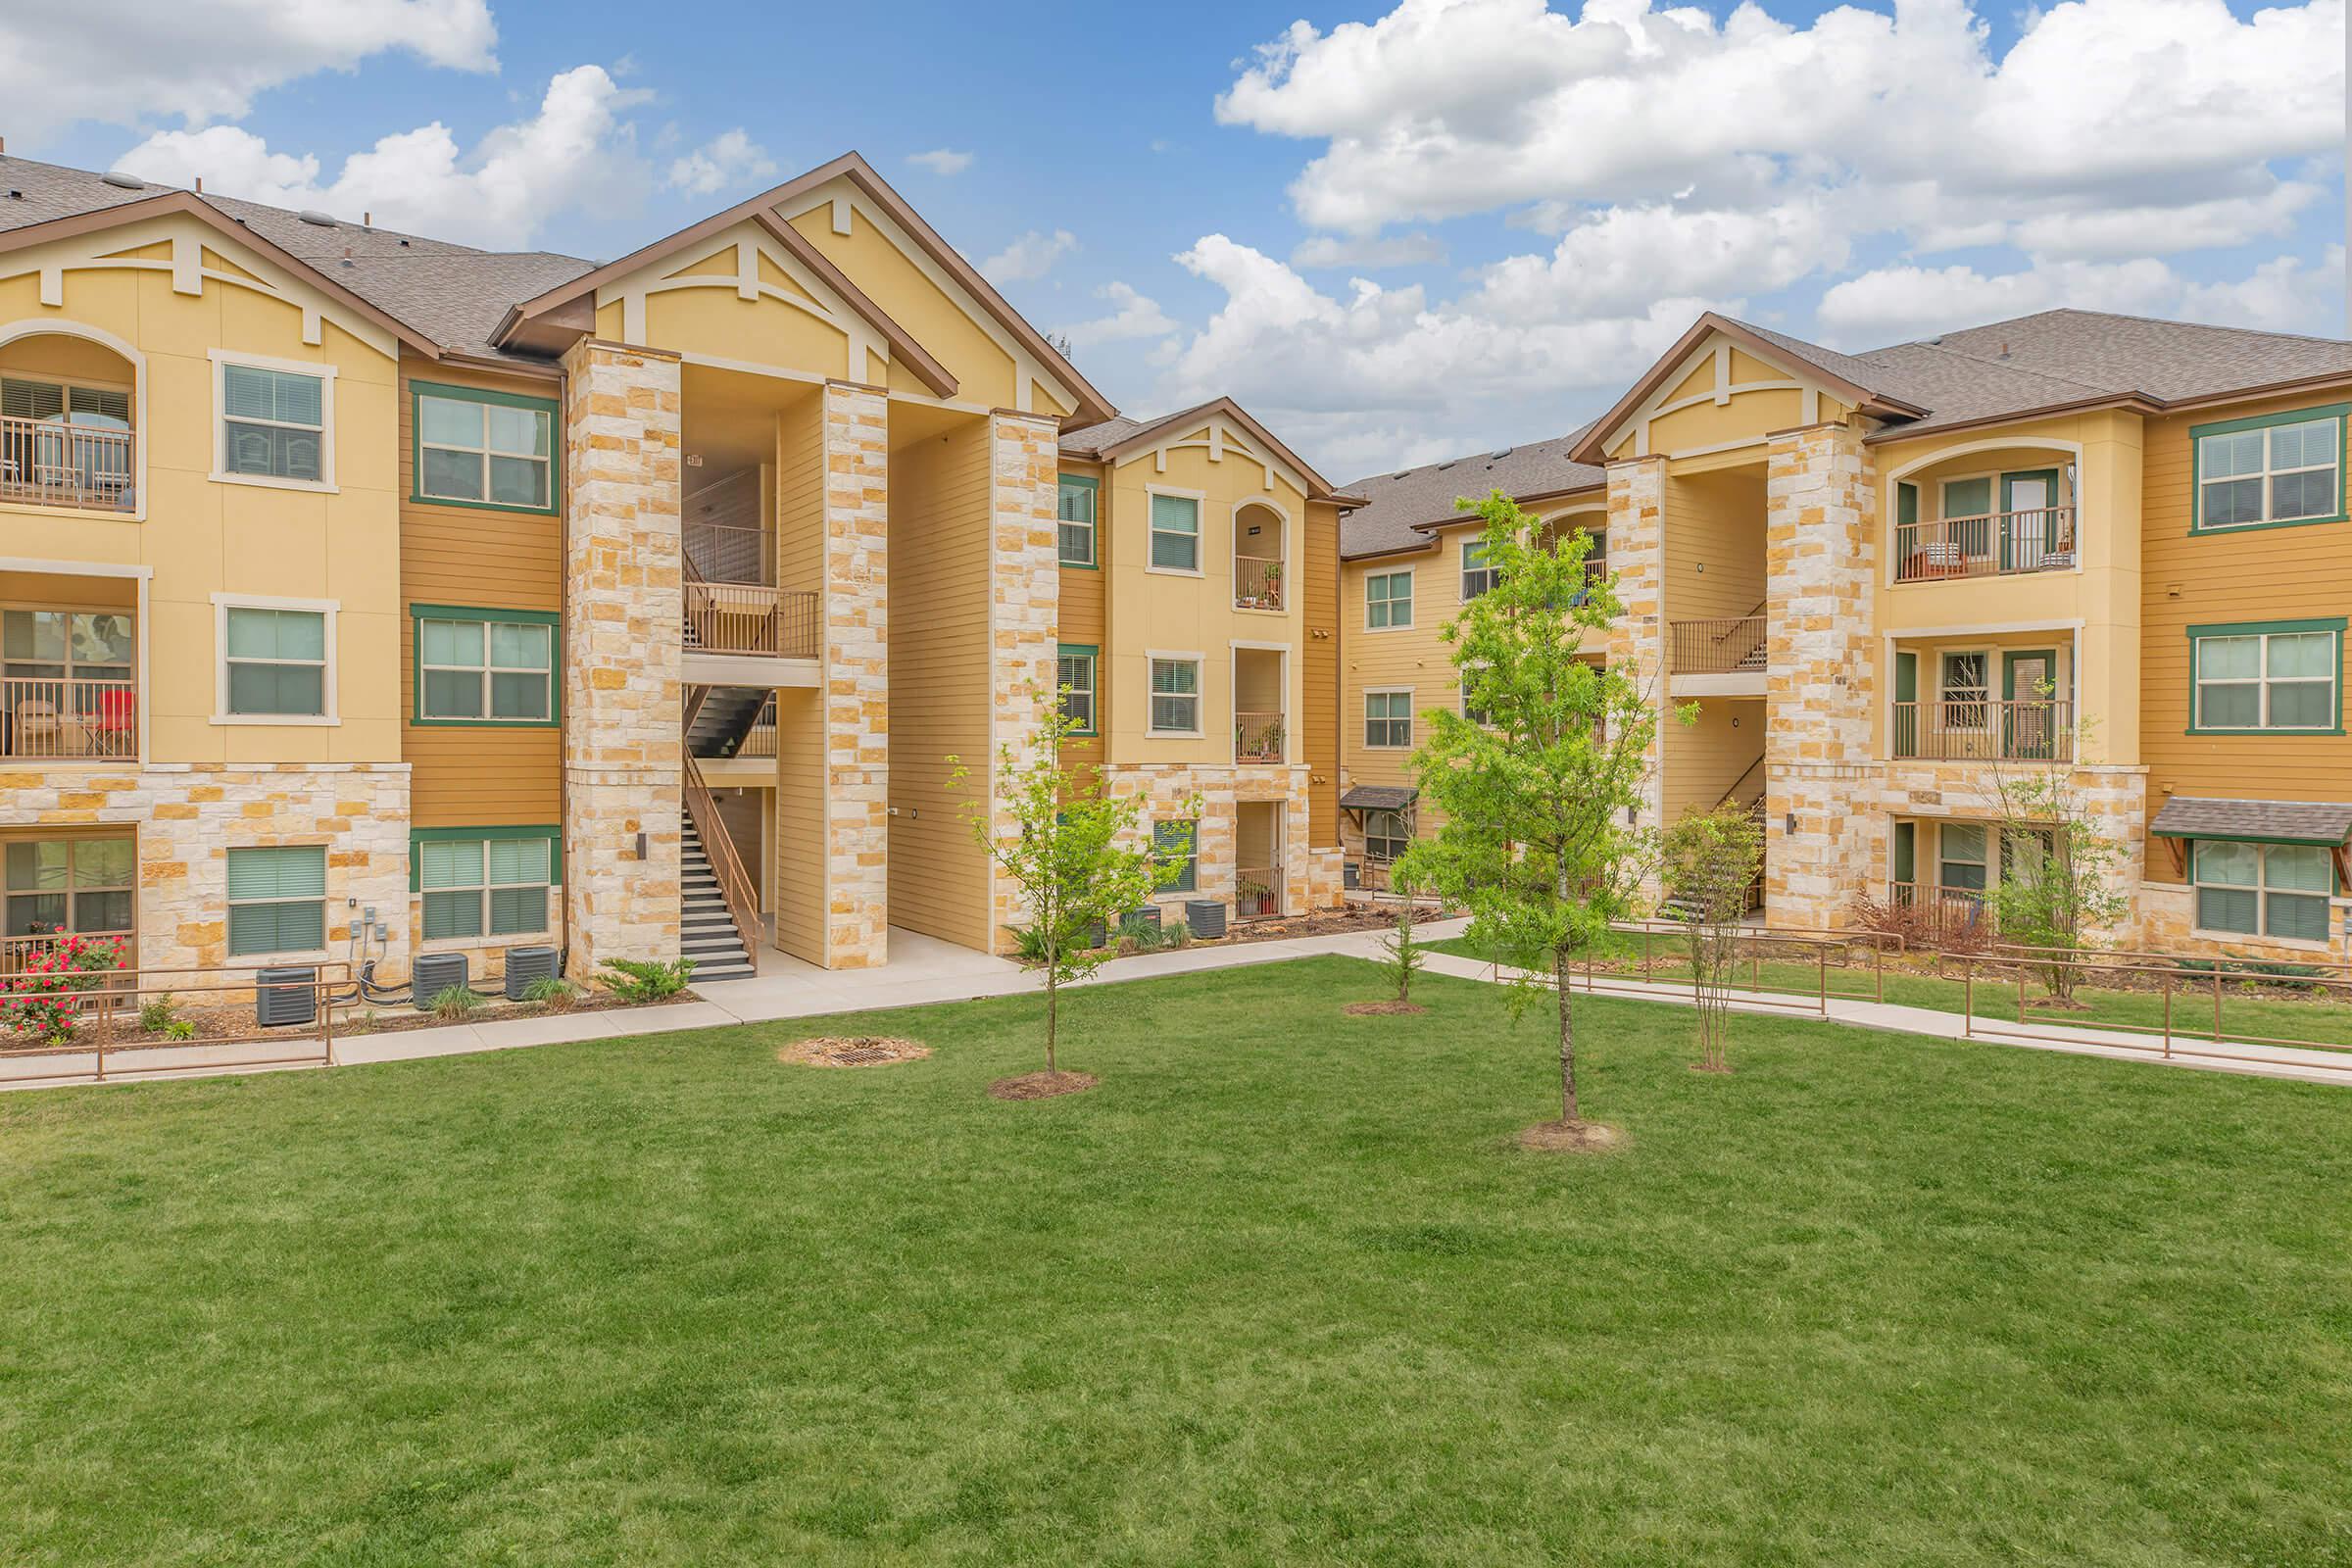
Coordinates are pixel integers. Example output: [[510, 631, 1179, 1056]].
[[687, 685, 768, 758], [680, 814, 757, 981]]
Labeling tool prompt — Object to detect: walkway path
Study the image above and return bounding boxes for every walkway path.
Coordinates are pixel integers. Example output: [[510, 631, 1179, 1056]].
[[8, 918, 2349, 1091]]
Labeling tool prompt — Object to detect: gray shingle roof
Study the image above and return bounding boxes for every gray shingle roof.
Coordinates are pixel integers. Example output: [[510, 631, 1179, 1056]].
[[2150, 797, 2352, 845], [1, 154, 591, 363], [1338, 424, 1605, 561], [1340, 784, 1417, 811]]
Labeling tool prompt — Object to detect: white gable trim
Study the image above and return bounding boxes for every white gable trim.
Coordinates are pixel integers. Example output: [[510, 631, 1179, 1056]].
[[1614, 330, 1835, 459], [1118, 414, 1307, 498], [596, 225, 880, 376]]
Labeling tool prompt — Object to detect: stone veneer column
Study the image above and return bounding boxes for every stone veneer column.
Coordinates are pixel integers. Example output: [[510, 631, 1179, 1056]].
[[561, 340, 683, 979], [987, 410, 1062, 949], [1763, 420, 1877, 929], [818, 381, 890, 967], [1605, 457, 1667, 833]]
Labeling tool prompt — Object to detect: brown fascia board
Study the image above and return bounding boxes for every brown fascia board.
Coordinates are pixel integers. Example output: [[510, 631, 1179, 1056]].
[[747, 209, 956, 398], [1566, 311, 1924, 466], [1340, 536, 1442, 563], [0, 191, 443, 358], [496, 151, 1112, 423], [1094, 396, 1357, 503]]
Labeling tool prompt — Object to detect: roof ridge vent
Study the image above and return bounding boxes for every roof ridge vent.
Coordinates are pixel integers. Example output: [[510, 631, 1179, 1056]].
[[299, 209, 338, 227], [99, 172, 145, 190]]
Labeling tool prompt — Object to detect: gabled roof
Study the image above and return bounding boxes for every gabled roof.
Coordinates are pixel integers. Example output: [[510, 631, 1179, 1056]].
[[496, 152, 1111, 422], [1338, 424, 1606, 561], [0, 174, 473, 360], [1059, 398, 1366, 505]]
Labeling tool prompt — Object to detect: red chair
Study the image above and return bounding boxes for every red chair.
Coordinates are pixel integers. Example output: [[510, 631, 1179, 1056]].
[[87, 688, 135, 757]]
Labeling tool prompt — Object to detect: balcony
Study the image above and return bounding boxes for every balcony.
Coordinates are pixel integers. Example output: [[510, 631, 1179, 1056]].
[[1893, 508, 2077, 583], [1235, 710, 1286, 763], [1669, 613, 1766, 695], [1234, 555, 1284, 612], [683, 580, 819, 660], [1891, 698, 2073, 762], [1, 677, 137, 760], [1886, 881, 1989, 937]]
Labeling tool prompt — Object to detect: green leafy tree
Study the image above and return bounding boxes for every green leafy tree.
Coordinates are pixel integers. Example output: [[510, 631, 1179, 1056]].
[[1982, 699, 2128, 1001], [1660, 806, 1764, 1072], [955, 684, 1197, 1076], [1396, 491, 1674, 1131]]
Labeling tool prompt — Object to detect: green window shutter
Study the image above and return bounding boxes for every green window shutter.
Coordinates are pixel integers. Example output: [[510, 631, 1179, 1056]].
[[1896, 483, 1919, 529]]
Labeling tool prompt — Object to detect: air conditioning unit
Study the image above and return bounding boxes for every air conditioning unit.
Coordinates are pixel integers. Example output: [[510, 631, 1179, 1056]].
[[504, 946, 558, 1000], [255, 966, 318, 1028], [413, 952, 470, 1011], [1185, 900, 1227, 940]]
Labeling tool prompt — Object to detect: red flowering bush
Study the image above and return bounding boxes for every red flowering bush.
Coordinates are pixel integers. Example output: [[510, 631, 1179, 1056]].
[[2, 932, 128, 1043]]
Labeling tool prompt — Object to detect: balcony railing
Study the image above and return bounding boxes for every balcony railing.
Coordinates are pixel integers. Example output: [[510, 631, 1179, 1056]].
[[683, 582, 819, 660], [1, 676, 137, 760], [1, 928, 136, 983], [0, 415, 135, 513], [1236, 867, 1281, 919], [1234, 556, 1285, 612], [1893, 508, 2077, 583], [1887, 882, 1988, 936], [1235, 710, 1286, 763], [683, 518, 768, 585], [1670, 615, 1766, 675], [1891, 698, 2073, 761]]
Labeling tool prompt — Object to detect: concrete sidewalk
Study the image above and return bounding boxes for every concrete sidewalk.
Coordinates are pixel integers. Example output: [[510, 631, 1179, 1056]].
[[9, 916, 2350, 1090]]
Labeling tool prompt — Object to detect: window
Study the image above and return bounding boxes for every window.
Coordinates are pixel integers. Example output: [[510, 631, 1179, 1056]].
[[415, 609, 557, 724], [1056, 644, 1098, 735], [1940, 650, 1988, 727], [2, 374, 128, 425], [5, 837, 133, 938], [225, 846, 326, 956], [2195, 406, 2345, 531], [1149, 492, 1200, 571], [414, 384, 556, 512], [1460, 670, 1490, 726], [1148, 658, 1200, 734], [1461, 540, 1496, 601], [220, 603, 329, 718], [418, 832, 555, 941], [1057, 475, 1099, 567], [1941, 475, 1994, 520], [1365, 809, 1411, 862], [3, 609, 133, 686], [1152, 820, 1199, 895], [2194, 840, 2333, 942], [1937, 822, 1987, 893], [1365, 689, 1413, 749], [2190, 621, 2342, 733], [1365, 569, 1413, 629], [216, 357, 328, 486]]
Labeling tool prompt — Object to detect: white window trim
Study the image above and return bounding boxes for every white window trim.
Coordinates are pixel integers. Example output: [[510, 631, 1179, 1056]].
[[1056, 476, 1098, 567], [1144, 649, 1204, 738], [211, 592, 339, 726], [417, 615, 555, 723], [1363, 565, 1415, 632], [1144, 485, 1206, 578], [1055, 646, 1098, 735], [1460, 538, 1496, 603], [1231, 499, 1288, 614], [414, 391, 554, 510], [1364, 685, 1415, 750], [2190, 840, 2337, 949], [209, 349, 337, 493], [224, 844, 331, 962]]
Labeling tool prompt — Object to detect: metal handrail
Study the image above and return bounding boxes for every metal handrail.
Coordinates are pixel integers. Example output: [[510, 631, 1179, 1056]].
[[1670, 615, 1766, 674], [682, 753, 761, 974], [683, 579, 820, 659], [0, 414, 135, 512], [1893, 507, 2076, 582], [1235, 866, 1281, 919], [0, 675, 137, 760], [1234, 555, 1284, 611], [1235, 710, 1285, 762], [1890, 698, 2073, 761], [682, 517, 769, 585]]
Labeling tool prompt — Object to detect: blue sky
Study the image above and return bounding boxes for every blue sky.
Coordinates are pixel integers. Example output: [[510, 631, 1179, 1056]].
[[10, 0, 2344, 478]]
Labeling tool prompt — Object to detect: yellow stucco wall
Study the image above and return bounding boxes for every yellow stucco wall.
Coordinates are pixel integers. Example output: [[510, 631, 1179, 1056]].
[[0, 214, 404, 765]]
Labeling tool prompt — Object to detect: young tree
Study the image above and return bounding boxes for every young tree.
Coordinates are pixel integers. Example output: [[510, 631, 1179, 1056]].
[[1979, 699, 2128, 1001], [954, 683, 1196, 1077], [1660, 806, 1764, 1072], [1397, 491, 1675, 1135], [1373, 874, 1429, 1005]]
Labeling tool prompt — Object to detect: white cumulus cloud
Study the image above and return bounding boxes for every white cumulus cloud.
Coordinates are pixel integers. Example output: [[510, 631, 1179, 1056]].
[[1058, 282, 1180, 347], [666, 128, 778, 197], [3, 0, 499, 147], [117, 65, 655, 250], [980, 229, 1078, 285], [907, 148, 974, 175], [1290, 232, 1449, 270]]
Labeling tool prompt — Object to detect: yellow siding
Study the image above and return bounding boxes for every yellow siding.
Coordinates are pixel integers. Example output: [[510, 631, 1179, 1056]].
[[1302, 499, 1340, 845], [397, 357, 563, 828], [1662, 697, 1763, 823], [1661, 466, 1766, 624], [771, 391, 828, 961], [1056, 459, 1108, 777], [789, 201, 1023, 411], [642, 285, 852, 382], [885, 416, 993, 948], [2139, 387, 2352, 868], [1342, 539, 1450, 801]]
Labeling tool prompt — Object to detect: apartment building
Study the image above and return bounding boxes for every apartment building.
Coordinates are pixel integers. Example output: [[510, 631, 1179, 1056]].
[[0, 149, 1349, 991], [1339, 309, 2352, 961]]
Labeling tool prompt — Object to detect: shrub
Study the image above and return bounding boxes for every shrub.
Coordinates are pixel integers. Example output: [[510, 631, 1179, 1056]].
[[2175, 956, 2327, 991], [1115, 913, 1174, 956], [600, 956, 695, 1002], [428, 985, 484, 1022], [1, 933, 127, 1043], [1848, 894, 1990, 957], [162, 1019, 197, 1042], [138, 993, 179, 1033], [520, 975, 581, 1010]]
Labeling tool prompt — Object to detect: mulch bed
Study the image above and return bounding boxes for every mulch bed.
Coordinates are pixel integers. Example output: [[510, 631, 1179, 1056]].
[[9, 986, 696, 1057], [1344, 1000, 1428, 1015], [780, 1035, 931, 1068], [988, 1070, 1099, 1101], [1516, 1120, 1627, 1153], [1225, 902, 1457, 946]]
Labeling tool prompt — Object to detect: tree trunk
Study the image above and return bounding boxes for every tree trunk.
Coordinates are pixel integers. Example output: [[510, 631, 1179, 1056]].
[[1045, 970, 1058, 1076], [1554, 946, 1579, 1124]]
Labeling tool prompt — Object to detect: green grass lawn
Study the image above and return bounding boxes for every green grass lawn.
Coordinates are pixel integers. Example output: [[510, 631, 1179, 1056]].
[[1428, 931, 2352, 1051], [7, 956, 2352, 1565]]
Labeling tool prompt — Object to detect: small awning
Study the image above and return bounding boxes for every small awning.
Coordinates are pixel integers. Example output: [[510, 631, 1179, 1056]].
[[1340, 784, 1418, 812], [2150, 797, 2352, 845]]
